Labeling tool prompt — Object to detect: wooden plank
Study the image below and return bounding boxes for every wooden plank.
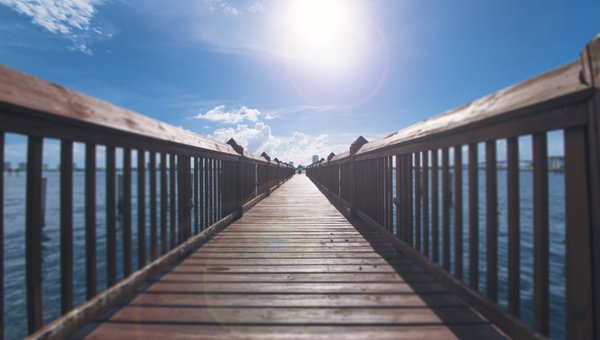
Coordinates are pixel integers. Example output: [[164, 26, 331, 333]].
[[105, 146, 117, 288], [453, 145, 463, 280], [160, 152, 168, 254], [532, 132, 549, 335], [137, 150, 146, 268], [422, 151, 429, 259], [414, 152, 421, 252], [199, 157, 205, 231], [77, 175, 503, 340], [149, 151, 157, 261], [468, 143, 479, 290], [170, 153, 177, 248], [60, 140, 74, 314], [123, 148, 132, 277], [26, 136, 43, 334], [84, 324, 504, 340], [564, 126, 594, 338], [194, 157, 199, 235], [85, 143, 97, 300], [441, 148, 450, 271], [352, 61, 588, 157], [485, 140, 498, 302], [0, 133, 3, 339], [0, 66, 240, 156], [506, 137, 520, 316], [431, 150, 439, 264]]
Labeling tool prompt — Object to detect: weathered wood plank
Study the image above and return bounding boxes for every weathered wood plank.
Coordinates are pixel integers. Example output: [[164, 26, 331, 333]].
[[80, 175, 504, 339]]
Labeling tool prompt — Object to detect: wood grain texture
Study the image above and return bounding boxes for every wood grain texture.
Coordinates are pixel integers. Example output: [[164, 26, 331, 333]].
[[79, 175, 505, 339]]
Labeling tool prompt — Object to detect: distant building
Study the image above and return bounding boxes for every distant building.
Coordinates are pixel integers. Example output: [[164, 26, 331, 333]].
[[289, 161, 294, 167], [18, 162, 26, 171], [312, 155, 319, 164], [549, 156, 564, 171], [3, 162, 10, 171], [43, 163, 49, 171]]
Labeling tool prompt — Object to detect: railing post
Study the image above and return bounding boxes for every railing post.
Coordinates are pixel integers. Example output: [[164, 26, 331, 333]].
[[261, 152, 271, 196], [577, 35, 600, 339], [227, 139, 245, 218], [327, 152, 335, 196], [349, 136, 368, 216]]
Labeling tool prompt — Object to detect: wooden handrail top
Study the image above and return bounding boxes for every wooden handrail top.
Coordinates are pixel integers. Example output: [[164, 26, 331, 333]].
[[317, 36, 599, 162], [0, 65, 270, 161]]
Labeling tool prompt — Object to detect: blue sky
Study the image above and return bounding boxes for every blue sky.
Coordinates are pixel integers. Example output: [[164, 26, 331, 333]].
[[1, 0, 599, 166]]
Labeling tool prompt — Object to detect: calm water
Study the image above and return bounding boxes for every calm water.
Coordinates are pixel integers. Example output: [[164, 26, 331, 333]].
[[3, 170, 566, 339]]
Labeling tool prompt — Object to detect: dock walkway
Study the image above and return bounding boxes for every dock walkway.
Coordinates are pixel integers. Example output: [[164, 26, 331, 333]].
[[79, 175, 505, 339]]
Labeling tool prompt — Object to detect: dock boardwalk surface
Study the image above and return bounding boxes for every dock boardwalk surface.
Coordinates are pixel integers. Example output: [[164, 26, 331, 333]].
[[79, 175, 505, 339]]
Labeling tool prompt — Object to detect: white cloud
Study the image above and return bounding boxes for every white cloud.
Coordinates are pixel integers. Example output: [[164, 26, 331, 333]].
[[204, 0, 239, 15], [0, 0, 105, 53], [209, 121, 346, 166], [193, 105, 262, 124]]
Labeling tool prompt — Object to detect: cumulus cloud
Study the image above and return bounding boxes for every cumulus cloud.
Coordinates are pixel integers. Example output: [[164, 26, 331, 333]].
[[0, 0, 105, 53], [193, 105, 262, 124], [209, 121, 344, 166]]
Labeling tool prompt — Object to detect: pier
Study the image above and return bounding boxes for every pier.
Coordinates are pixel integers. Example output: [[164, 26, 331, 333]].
[[0, 36, 598, 339]]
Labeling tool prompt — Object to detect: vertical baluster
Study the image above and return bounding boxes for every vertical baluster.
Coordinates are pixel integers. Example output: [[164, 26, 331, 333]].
[[60, 141, 74, 313], [170, 154, 176, 248], [105, 146, 116, 288], [122, 148, 132, 276], [26, 136, 43, 334], [85, 143, 96, 299], [214, 158, 218, 222], [431, 150, 439, 263], [219, 160, 223, 219], [486, 140, 498, 302], [177, 156, 184, 243], [0, 133, 3, 338], [507, 137, 520, 316], [408, 154, 414, 244], [395, 156, 401, 237], [564, 126, 594, 338], [199, 157, 205, 230], [442, 148, 450, 270], [208, 159, 213, 225], [137, 151, 146, 268], [415, 152, 422, 252], [422, 151, 430, 258], [454, 145, 463, 280], [0, 133, 3, 337], [149, 152, 157, 260], [387, 156, 393, 231], [532, 132, 548, 334], [160, 153, 167, 254], [194, 157, 199, 235], [468, 143, 479, 290]]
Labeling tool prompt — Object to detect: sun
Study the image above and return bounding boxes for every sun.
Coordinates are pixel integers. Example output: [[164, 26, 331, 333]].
[[268, 0, 388, 107], [272, 0, 372, 76]]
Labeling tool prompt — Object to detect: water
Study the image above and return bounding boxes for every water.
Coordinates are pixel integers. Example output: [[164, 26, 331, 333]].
[[391, 168, 566, 339], [3, 170, 566, 338]]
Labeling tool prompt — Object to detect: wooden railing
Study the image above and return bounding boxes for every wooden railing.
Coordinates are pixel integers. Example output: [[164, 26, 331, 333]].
[[0, 66, 294, 338], [308, 36, 600, 339]]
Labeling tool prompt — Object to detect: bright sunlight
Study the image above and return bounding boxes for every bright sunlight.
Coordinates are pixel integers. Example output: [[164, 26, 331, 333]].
[[268, 0, 388, 107]]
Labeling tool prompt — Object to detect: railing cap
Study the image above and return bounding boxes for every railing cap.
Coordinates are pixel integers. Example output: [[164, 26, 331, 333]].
[[226, 138, 244, 155], [581, 34, 600, 87], [350, 136, 369, 155], [260, 152, 271, 162]]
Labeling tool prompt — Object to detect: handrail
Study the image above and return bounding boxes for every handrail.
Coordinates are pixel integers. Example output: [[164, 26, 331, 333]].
[[308, 36, 600, 339], [0, 66, 294, 338]]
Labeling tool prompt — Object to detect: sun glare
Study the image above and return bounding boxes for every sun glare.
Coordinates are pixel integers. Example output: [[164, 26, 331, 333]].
[[269, 0, 388, 107]]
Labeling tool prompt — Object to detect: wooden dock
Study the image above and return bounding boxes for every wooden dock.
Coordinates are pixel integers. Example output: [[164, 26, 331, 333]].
[[77, 175, 505, 339]]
